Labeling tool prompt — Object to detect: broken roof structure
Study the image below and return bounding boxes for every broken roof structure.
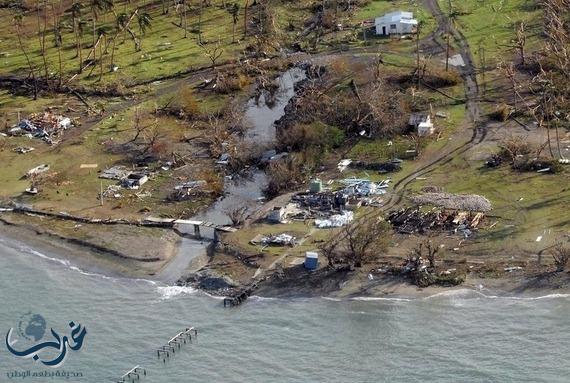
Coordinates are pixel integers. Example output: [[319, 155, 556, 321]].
[[10, 112, 74, 145]]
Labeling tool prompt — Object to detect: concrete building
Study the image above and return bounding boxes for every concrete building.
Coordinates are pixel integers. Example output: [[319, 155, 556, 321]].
[[375, 11, 418, 36]]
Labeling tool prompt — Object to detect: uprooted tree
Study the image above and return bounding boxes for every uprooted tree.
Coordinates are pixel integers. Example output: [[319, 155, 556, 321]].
[[319, 213, 392, 270]]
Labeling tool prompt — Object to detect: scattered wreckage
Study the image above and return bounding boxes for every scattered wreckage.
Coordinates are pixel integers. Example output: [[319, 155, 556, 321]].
[[266, 177, 390, 227], [13, 146, 35, 154], [9, 112, 74, 145], [98, 165, 149, 190], [250, 233, 297, 247], [170, 180, 209, 201], [26, 164, 50, 178], [388, 207, 486, 236]]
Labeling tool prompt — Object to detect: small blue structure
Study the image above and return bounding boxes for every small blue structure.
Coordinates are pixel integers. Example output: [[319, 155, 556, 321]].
[[304, 252, 319, 270]]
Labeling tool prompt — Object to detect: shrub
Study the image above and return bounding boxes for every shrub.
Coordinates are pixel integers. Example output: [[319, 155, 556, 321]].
[[215, 73, 250, 94], [498, 136, 533, 163], [278, 121, 344, 151], [489, 103, 512, 121], [176, 87, 200, 116], [265, 153, 314, 198]]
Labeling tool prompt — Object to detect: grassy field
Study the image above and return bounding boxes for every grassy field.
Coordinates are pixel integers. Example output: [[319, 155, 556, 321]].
[[0, 0, 311, 86], [438, 0, 543, 68]]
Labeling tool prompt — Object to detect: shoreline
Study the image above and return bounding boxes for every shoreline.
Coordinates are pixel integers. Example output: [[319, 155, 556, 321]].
[[0, 217, 178, 281], [2, 218, 569, 300]]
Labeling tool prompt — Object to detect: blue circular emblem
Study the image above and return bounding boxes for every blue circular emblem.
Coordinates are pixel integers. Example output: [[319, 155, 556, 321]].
[[17, 312, 46, 342]]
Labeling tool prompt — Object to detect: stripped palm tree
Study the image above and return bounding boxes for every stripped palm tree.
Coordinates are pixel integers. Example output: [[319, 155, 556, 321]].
[[138, 11, 152, 35], [89, 0, 114, 48], [66, 2, 82, 58]]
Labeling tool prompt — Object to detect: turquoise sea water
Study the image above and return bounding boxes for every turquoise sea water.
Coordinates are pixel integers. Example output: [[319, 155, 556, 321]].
[[1, 237, 569, 383]]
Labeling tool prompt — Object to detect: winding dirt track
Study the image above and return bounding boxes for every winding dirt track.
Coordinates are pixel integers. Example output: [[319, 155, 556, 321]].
[[380, 0, 487, 211]]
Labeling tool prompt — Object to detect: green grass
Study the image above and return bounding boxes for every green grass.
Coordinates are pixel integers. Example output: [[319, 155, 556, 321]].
[[438, 0, 543, 67], [0, 1, 297, 86], [413, 153, 570, 251], [354, 0, 437, 37]]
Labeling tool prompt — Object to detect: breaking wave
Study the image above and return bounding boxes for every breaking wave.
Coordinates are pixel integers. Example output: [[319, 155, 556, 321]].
[[157, 285, 198, 300]]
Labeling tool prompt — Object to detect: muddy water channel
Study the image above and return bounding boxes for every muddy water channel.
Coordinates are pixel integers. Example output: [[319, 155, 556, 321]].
[[159, 68, 306, 282]]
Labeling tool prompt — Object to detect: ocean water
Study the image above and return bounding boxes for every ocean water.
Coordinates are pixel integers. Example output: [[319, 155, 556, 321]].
[[1, 237, 569, 383]]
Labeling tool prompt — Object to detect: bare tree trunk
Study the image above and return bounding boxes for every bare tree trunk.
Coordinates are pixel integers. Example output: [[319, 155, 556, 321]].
[[99, 41, 104, 81], [16, 25, 38, 99], [243, 0, 248, 39], [445, 27, 450, 71], [183, 0, 187, 38]]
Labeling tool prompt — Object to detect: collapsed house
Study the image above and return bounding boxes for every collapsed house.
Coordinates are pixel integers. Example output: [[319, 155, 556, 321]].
[[122, 173, 148, 190], [9, 112, 74, 145], [267, 203, 307, 223], [267, 178, 389, 227], [389, 192, 491, 235], [169, 180, 209, 201], [99, 165, 150, 190], [388, 207, 485, 236]]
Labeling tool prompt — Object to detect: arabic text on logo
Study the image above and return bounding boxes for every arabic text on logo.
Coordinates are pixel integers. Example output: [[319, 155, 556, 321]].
[[5, 313, 87, 368]]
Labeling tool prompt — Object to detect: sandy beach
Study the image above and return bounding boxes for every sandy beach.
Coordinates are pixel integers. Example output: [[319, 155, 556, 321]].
[[3, 213, 569, 301]]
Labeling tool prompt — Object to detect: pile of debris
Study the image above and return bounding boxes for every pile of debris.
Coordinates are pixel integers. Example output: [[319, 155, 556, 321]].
[[292, 192, 346, 213], [388, 207, 485, 236], [26, 164, 50, 178], [9, 112, 74, 145], [292, 178, 389, 213], [250, 233, 297, 247], [410, 192, 492, 212], [267, 203, 308, 223], [339, 178, 389, 198], [169, 180, 208, 201], [98, 165, 149, 190], [315, 211, 354, 228]]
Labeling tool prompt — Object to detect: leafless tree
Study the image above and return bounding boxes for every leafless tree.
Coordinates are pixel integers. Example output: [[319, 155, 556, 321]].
[[128, 108, 157, 143], [320, 213, 392, 270], [413, 239, 439, 269], [201, 41, 224, 67], [225, 206, 250, 226]]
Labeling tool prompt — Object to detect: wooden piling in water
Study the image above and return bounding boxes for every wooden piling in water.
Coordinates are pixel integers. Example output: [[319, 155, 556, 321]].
[[223, 283, 258, 307]]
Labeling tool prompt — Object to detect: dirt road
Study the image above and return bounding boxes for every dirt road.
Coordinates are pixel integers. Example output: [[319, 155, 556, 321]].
[[381, 0, 487, 211]]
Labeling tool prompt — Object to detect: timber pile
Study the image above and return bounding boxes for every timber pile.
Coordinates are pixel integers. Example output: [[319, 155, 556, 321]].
[[410, 192, 492, 212], [388, 207, 485, 234]]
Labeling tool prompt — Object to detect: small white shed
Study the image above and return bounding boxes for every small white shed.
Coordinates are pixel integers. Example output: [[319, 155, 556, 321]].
[[409, 113, 435, 136], [375, 11, 418, 36]]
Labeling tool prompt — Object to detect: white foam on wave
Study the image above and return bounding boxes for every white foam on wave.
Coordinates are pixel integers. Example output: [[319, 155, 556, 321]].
[[508, 293, 570, 301], [350, 296, 412, 302], [423, 289, 482, 300], [321, 297, 342, 302], [423, 288, 570, 301], [157, 285, 197, 300], [249, 295, 278, 302], [15, 242, 160, 286]]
